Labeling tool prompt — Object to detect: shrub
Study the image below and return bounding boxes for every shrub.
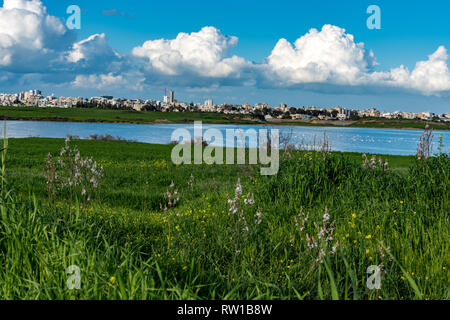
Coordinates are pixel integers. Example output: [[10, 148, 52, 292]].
[[45, 137, 103, 205]]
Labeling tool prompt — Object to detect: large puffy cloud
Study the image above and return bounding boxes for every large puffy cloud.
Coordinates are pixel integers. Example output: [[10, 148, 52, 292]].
[[67, 33, 122, 73], [376, 46, 450, 95], [264, 25, 377, 86], [132, 26, 253, 85], [0, 0, 75, 71], [261, 25, 450, 96], [3, 0, 45, 14], [0, 0, 120, 78]]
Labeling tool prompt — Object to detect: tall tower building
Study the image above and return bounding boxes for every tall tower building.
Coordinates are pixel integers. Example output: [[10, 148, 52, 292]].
[[164, 90, 175, 104]]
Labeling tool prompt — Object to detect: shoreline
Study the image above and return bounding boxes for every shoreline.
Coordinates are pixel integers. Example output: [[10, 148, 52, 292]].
[[2, 115, 450, 131]]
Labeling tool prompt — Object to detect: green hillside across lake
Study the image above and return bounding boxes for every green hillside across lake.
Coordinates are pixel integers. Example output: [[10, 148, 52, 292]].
[[1, 106, 449, 130]]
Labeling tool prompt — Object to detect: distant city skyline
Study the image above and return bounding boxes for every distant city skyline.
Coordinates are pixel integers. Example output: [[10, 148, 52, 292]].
[[1, 0, 450, 113], [2, 89, 449, 124]]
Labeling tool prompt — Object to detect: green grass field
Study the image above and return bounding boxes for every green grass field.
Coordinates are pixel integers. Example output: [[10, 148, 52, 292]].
[[0, 137, 448, 300], [1, 106, 449, 130], [0, 106, 257, 125]]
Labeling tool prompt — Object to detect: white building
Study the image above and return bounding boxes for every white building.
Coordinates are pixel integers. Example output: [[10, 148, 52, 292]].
[[163, 90, 175, 104], [337, 107, 351, 120], [204, 99, 213, 107]]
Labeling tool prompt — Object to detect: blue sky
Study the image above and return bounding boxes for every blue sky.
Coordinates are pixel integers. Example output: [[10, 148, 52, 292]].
[[47, 0, 450, 64], [2, 0, 450, 113]]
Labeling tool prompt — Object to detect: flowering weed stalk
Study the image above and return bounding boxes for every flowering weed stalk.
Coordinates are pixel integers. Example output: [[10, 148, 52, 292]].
[[417, 125, 434, 160], [291, 207, 339, 266], [45, 136, 103, 208], [227, 178, 263, 260], [362, 153, 389, 171], [160, 181, 180, 212], [160, 181, 180, 249], [0, 126, 8, 197]]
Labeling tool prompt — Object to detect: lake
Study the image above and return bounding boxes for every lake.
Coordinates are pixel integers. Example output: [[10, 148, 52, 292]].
[[4, 120, 450, 156]]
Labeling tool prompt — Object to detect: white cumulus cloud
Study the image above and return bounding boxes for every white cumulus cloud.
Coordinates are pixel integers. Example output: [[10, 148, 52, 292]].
[[0, 0, 74, 71], [376, 46, 450, 95], [67, 33, 122, 73], [0, 0, 120, 79], [261, 24, 450, 96], [263, 25, 377, 86], [132, 26, 252, 85]]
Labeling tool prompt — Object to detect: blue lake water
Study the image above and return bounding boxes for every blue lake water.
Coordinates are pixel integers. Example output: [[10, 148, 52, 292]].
[[4, 120, 450, 156]]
